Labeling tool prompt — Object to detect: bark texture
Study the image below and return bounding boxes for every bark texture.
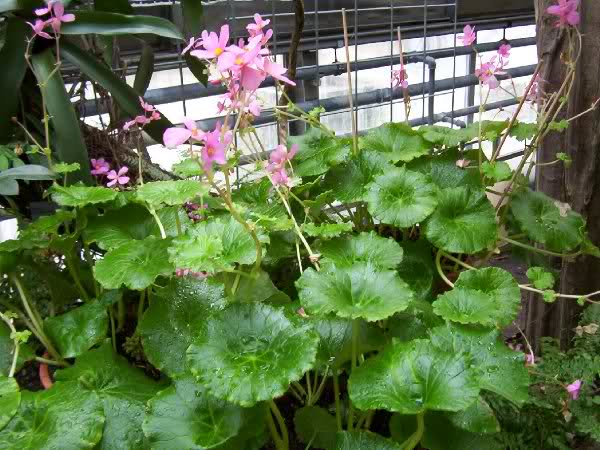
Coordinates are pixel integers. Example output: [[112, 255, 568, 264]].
[[526, 0, 600, 350]]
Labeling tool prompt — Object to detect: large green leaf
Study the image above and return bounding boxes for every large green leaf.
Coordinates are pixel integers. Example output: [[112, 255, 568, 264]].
[[0, 19, 27, 142], [397, 240, 436, 302], [0, 375, 20, 430], [448, 397, 500, 434], [138, 276, 226, 376], [50, 184, 118, 207], [294, 406, 338, 450], [61, 41, 174, 143], [362, 122, 431, 163], [187, 303, 319, 407], [366, 167, 438, 228], [55, 342, 162, 450], [31, 50, 92, 184], [430, 323, 529, 405], [335, 431, 402, 450], [424, 186, 497, 254], [133, 42, 154, 96], [0, 165, 56, 181], [94, 236, 174, 290], [296, 263, 413, 321], [0, 381, 105, 449], [143, 376, 243, 450], [288, 128, 351, 177], [510, 188, 585, 252], [61, 11, 183, 39], [349, 339, 480, 414], [318, 232, 403, 270], [136, 180, 209, 207], [433, 267, 521, 328], [418, 122, 507, 148], [44, 301, 108, 358], [406, 148, 481, 190]]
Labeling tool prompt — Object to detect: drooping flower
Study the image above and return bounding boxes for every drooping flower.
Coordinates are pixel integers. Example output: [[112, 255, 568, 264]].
[[106, 166, 130, 187], [260, 58, 296, 86], [547, 0, 580, 28], [90, 158, 110, 176], [498, 44, 511, 59], [163, 118, 204, 148], [247, 13, 271, 37], [190, 24, 230, 61], [27, 19, 53, 39], [566, 379, 582, 400], [392, 67, 409, 89], [458, 25, 476, 46]]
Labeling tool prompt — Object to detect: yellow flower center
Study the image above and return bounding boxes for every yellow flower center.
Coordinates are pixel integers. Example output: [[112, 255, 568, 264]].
[[215, 47, 224, 56], [235, 57, 243, 65]]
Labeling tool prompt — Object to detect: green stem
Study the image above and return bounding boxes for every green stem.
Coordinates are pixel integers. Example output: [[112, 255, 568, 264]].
[[148, 207, 167, 239], [117, 297, 125, 332], [35, 356, 68, 367], [333, 372, 343, 431], [305, 372, 313, 404], [0, 311, 20, 377], [348, 319, 360, 431], [174, 210, 182, 236], [266, 403, 286, 450], [402, 412, 425, 450], [435, 249, 454, 288], [66, 254, 90, 302], [137, 289, 146, 321], [109, 306, 117, 352], [269, 400, 289, 450], [293, 381, 308, 398], [501, 236, 581, 259]]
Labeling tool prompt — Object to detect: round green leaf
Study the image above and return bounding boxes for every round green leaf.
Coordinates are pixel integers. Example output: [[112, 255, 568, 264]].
[[187, 303, 318, 407], [349, 339, 480, 414], [481, 161, 512, 183], [335, 431, 402, 450], [0, 381, 105, 450], [526, 266, 555, 290], [44, 301, 108, 358], [510, 189, 585, 252], [288, 128, 351, 177], [318, 232, 404, 270], [94, 236, 174, 290], [0, 375, 20, 430], [366, 167, 438, 228], [296, 263, 413, 321], [50, 184, 118, 207], [449, 398, 500, 434], [430, 323, 529, 405], [55, 342, 163, 450], [362, 122, 431, 163], [138, 277, 226, 376], [136, 180, 208, 207], [424, 186, 497, 254], [406, 148, 482, 190], [294, 406, 338, 450], [143, 376, 244, 450], [433, 267, 521, 328]]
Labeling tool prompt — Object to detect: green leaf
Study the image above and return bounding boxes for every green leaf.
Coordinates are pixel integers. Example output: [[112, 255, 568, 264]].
[[509, 122, 538, 141], [136, 180, 209, 207], [0, 381, 105, 449], [184, 52, 209, 86], [335, 431, 402, 450], [510, 188, 585, 252], [481, 161, 512, 183], [433, 267, 521, 328], [542, 289, 557, 303], [526, 266, 555, 290], [302, 222, 353, 239], [181, 0, 204, 37], [225, 270, 290, 305], [143, 376, 244, 449], [323, 149, 391, 202], [95, 236, 174, 290], [424, 187, 497, 254], [169, 217, 261, 273], [31, 50, 92, 184], [449, 397, 500, 433], [0, 19, 27, 142], [55, 342, 162, 450], [0, 321, 33, 376], [349, 339, 480, 414], [362, 122, 431, 163], [296, 263, 413, 321], [419, 125, 470, 147], [133, 43, 154, 96], [53, 162, 81, 174], [318, 231, 404, 270], [187, 303, 319, 407], [85, 204, 157, 250], [430, 323, 529, 405], [0, 164, 55, 181], [365, 167, 438, 228], [50, 184, 118, 207], [44, 301, 108, 358], [397, 240, 436, 302], [0, 178, 18, 195], [288, 128, 351, 177], [406, 148, 482, 190], [0, 375, 19, 430], [61, 11, 183, 39], [172, 157, 203, 178], [138, 276, 226, 376], [61, 41, 174, 144], [294, 406, 338, 450]]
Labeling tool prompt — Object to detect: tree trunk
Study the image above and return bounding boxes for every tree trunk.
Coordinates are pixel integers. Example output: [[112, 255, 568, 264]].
[[526, 0, 600, 350]]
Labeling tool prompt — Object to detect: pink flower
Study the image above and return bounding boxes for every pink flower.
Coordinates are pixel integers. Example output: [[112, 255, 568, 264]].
[[270, 167, 290, 186], [498, 44, 511, 59], [43, 1, 75, 34], [163, 118, 204, 148], [139, 97, 155, 112], [218, 35, 263, 73], [190, 25, 230, 61], [269, 144, 297, 167], [123, 99, 161, 131], [247, 13, 271, 37], [458, 25, 476, 46], [200, 123, 231, 171], [566, 380, 582, 400], [392, 67, 409, 89], [106, 166, 130, 187], [182, 37, 199, 54], [527, 74, 542, 102], [27, 19, 53, 39], [475, 56, 504, 89], [247, 99, 262, 117], [547, 0, 580, 28], [90, 158, 110, 176], [260, 58, 296, 86], [524, 353, 535, 366]]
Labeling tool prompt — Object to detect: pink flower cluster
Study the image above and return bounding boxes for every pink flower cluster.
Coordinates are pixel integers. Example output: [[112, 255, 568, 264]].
[[392, 66, 408, 90], [28, 1, 74, 39], [566, 379, 582, 400], [547, 0, 580, 28], [267, 144, 297, 187], [175, 268, 208, 279], [123, 98, 162, 131], [90, 158, 130, 187], [475, 43, 511, 90], [184, 202, 208, 222]]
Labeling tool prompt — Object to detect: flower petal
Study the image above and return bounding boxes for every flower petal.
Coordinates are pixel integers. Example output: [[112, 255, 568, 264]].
[[163, 127, 192, 148]]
